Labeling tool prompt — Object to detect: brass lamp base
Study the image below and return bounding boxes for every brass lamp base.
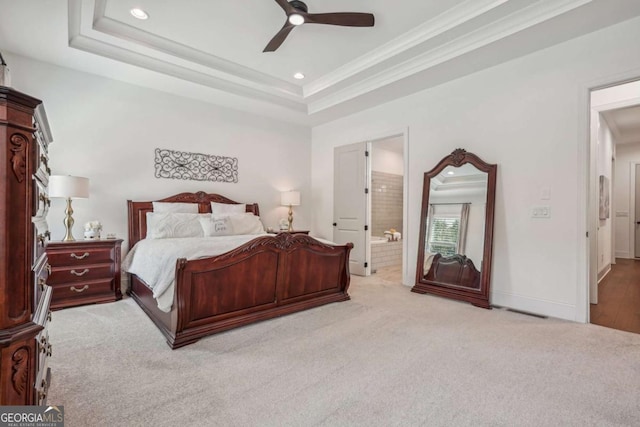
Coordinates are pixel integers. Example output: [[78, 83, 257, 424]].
[[288, 204, 294, 232], [62, 197, 76, 241]]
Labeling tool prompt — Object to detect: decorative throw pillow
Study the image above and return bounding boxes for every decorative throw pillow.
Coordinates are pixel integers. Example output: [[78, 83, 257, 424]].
[[199, 216, 233, 237], [152, 202, 199, 213], [146, 213, 207, 239], [210, 201, 246, 215], [226, 213, 265, 235]]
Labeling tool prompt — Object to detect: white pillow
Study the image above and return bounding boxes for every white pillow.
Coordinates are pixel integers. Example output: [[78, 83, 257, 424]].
[[152, 202, 199, 213], [210, 201, 246, 215], [146, 213, 207, 239], [227, 213, 265, 235], [199, 216, 233, 237], [200, 213, 264, 236]]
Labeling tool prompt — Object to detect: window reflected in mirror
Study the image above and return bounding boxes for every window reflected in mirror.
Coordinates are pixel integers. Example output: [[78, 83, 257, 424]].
[[413, 149, 496, 309]]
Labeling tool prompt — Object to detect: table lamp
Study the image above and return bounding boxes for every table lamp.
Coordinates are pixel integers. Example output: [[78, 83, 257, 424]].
[[49, 175, 89, 241], [281, 191, 300, 232]]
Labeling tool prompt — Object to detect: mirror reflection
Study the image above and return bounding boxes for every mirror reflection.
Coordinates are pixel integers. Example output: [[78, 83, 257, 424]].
[[413, 148, 497, 309], [423, 164, 488, 286]]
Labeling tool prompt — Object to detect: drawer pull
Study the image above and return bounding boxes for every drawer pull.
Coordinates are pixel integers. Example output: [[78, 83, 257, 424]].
[[70, 252, 90, 260], [70, 285, 89, 293], [39, 193, 50, 206], [39, 336, 48, 353], [70, 269, 89, 277]]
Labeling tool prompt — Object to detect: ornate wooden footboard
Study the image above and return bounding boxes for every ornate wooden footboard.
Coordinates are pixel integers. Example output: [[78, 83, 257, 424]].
[[127, 192, 352, 349]]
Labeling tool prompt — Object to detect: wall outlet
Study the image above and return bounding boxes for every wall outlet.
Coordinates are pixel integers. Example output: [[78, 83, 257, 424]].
[[531, 206, 551, 218]]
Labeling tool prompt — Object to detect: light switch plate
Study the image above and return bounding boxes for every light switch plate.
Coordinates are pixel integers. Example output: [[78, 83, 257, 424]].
[[531, 206, 551, 218], [540, 186, 551, 200]]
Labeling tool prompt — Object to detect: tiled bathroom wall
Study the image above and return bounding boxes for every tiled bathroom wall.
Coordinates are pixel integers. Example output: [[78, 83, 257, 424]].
[[371, 171, 403, 237]]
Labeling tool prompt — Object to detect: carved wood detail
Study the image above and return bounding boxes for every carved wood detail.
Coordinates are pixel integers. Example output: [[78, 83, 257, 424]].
[[214, 233, 348, 261], [450, 148, 467, 166], [127, 192, 260, 247], [424, 254, 481, 289], [1, 88, 52, 405], [9, 133, 28, 183], [11, 347, 29, 395]]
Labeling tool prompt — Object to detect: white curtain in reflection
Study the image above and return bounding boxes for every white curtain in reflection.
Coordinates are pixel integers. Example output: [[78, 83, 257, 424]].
[[457, 203, 470, 255], [425, 204, 435, 250]]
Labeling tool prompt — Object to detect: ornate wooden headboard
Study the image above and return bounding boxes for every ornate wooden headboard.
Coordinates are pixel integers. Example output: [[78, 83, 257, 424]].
[[424, 253, 481, 289], [127, 191, 260, 248]]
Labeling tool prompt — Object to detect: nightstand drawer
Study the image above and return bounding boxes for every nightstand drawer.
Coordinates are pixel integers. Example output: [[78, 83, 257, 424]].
[[46, 239, 123, 310], [48, 264, 113, 285], [51, 278, 114, 301], [47, 246, 114, 267]]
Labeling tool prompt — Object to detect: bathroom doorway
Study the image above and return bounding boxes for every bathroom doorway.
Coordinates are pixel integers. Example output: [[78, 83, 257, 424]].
[[369, 136, 404, 284]]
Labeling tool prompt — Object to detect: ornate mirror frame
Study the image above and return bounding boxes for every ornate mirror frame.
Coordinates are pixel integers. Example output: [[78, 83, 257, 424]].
[[412, 149, 497, 308]]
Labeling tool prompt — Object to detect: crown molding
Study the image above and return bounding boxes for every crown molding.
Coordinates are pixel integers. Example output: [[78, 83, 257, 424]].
[[68, 0, 306, 111], [307, 0, 593, 114], [92, 0, 301, 98], [303, 0, 511, 98], [67, 0, 599, 118]]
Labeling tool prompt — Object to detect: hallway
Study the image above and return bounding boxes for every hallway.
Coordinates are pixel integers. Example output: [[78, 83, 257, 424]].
[[591, 259, 640, 334]]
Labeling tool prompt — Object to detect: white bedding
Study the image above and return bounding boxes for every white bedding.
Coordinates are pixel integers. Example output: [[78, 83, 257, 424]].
[[122, 234, 269, 312]]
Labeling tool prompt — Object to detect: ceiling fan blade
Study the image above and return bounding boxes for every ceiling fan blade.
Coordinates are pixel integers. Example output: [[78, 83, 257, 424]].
[[263, 21, 296, 52], [305, 12, 375, 27], [274, 0, 296, 14]]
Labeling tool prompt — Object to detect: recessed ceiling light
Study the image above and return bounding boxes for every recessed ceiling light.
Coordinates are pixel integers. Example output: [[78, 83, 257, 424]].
[[447, 171, 455, 175], [288, 13, 305, 26], [130, 8, 149, 20], [293, 72, 305, 80]]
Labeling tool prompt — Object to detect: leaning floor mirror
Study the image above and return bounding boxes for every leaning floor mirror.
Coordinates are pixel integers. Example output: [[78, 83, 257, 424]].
[[412, 149, 497, 308]]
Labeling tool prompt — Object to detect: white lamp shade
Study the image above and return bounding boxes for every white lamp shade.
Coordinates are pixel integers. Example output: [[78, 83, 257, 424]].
[[281, 191, 300, 206], [49, 175, 89, 199]]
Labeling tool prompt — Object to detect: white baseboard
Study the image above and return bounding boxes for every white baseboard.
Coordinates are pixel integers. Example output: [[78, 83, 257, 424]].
[[597, 265, 611, 283], [491, 290, 576, 321], [615, 251, 631, 259]]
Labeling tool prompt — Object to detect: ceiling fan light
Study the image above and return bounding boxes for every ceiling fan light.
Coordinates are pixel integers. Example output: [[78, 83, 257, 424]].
[[288, 13, 305, 26], [130, 8, 149, 20]]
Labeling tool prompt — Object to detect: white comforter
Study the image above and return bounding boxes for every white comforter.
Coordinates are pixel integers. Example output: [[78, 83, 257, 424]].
[[122, 234, 269, 312]]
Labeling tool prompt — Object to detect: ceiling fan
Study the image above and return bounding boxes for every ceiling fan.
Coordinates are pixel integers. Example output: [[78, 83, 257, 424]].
[[264, 0, 375, 52]]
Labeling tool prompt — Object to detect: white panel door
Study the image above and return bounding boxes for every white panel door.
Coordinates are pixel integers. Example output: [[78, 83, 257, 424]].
[[334, 142, 369, 276]]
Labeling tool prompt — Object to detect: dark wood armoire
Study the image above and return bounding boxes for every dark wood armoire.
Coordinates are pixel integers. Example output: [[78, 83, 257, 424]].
[[0, 86, 53, 405]]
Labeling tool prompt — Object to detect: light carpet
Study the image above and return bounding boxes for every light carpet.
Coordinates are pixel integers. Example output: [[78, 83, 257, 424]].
[[47, 275, 640, 426]]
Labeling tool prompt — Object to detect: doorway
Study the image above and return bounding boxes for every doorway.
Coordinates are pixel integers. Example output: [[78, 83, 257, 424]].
[[369, 136, 404, 283], [588, 80, 640, 333], [333, 131, 409, 283]]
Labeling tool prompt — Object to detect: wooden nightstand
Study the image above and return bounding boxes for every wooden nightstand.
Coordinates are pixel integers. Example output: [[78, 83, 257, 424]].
[[46, 239, 123, 310]]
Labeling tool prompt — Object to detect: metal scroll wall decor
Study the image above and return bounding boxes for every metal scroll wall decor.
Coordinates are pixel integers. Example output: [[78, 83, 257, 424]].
[[154, 148, 238, 183]]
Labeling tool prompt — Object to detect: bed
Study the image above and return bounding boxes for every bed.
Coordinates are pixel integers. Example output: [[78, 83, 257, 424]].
[[125, 191, 353, 349], [423, 253, 481, 289]]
